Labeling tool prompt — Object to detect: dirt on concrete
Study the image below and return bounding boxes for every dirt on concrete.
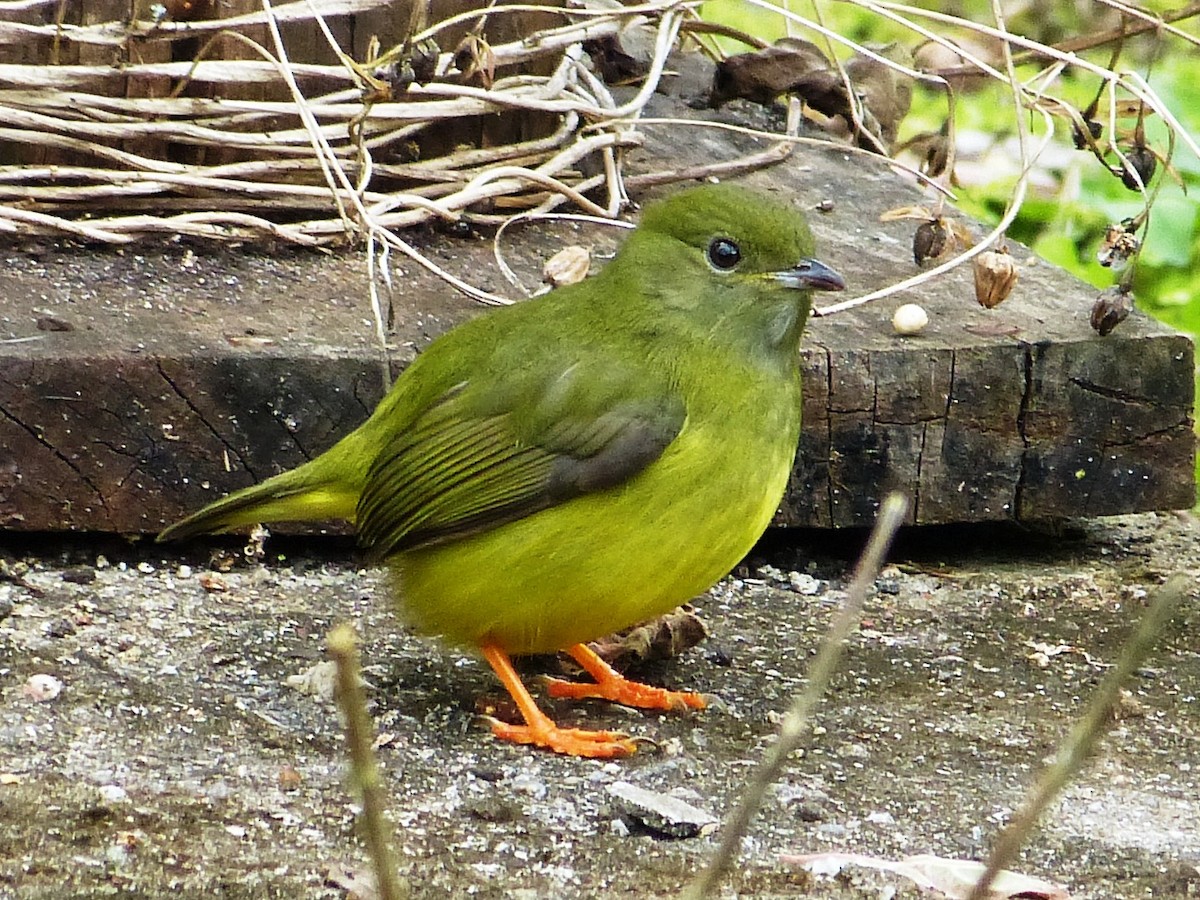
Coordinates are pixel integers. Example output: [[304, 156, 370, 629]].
[[1, 512, 1197, 899]]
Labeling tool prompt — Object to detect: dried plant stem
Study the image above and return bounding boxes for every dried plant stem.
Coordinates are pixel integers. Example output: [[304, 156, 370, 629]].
[[682, 493, 910, 900], [327, 623, 408, 900], [966, 574, 1188, 900]]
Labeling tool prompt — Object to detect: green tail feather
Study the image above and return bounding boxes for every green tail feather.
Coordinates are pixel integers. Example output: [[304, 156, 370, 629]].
[[157, 457, 361, 543]]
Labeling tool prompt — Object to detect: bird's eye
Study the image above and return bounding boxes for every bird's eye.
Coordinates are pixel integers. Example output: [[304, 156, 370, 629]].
[[706, 237, 742, 271]]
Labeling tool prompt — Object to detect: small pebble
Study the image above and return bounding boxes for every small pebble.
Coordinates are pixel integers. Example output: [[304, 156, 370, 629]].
[[45, 618, 76, 639], [788, 572, 823, 596], [607, 781, 718, 838], [23, 673, 63, 702], [61, 566, 97, 585], [892, 303, 928, 335], [98, 784, 129, 804]]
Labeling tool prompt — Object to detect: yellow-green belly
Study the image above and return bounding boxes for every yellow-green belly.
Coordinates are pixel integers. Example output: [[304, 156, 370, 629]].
[[390, 416, 798, 656]]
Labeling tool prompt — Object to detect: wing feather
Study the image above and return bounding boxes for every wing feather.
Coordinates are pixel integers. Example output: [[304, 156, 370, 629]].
[[356, 364, 684, 558]]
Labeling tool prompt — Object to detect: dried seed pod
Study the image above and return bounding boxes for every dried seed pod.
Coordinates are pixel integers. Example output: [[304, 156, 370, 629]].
[[542, 245, 591, 288], [921, 131, 951, 178], [1090, 287, 1134, 336], [409, 39, 440, 86], [973, 246, 1018, 309], [1097, 223, 1140, 268], [1071, 118, 1102, 150], [1119, 146, 1157, 191], [913, 218, 948, 265]]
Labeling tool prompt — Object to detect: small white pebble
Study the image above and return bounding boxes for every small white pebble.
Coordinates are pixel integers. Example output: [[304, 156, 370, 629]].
[[98, 784, 129, 804], [892, 303, 929, 335], [23, 674, 63, 702]]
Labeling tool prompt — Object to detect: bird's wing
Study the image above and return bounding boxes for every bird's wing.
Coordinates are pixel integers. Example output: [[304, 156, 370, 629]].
[[355, 362, 685, 558]]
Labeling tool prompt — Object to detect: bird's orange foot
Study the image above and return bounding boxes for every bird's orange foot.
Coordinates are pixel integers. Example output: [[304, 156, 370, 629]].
[[481, 642, 648, 758], [545, 643, 707, 712], [484, 716, 639, 759]]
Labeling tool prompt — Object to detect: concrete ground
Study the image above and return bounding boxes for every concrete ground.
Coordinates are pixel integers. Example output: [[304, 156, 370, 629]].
[[1, 512, 1197, 898]]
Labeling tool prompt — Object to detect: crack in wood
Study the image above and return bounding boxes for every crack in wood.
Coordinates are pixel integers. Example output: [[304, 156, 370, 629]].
[[913, 420, 926, 523], [823, 343, 835, 529], [1097, 420, 1194, 449], [1068, 377, 1168, 407], [265, 398, 315, 463], [1013, 343, 1036, 520], [155, 360, 257, 481], [0, 396, 112, 525]]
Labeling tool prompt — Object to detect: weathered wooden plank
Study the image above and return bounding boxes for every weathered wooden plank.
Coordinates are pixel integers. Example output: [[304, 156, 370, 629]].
[[0, 137, 1193, 533]]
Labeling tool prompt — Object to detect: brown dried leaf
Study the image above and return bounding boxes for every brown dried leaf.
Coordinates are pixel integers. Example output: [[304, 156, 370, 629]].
[[947, 220, 976, 251], [837, 45, 914, 146], [913, 37, 998, 93], [197, 571, 229, 593], [880, 205, 932, 222], [1106, 98, 1159, 119], [899, 129, 951, 177], [454, 33, 496, 89], [277, 765, 303, 790], [963, 322, 1023, 339], [35, 314, 75, 332], [589, 605, 708, 671], [711, 40, 913, 150], [710, 38, 830, 108]]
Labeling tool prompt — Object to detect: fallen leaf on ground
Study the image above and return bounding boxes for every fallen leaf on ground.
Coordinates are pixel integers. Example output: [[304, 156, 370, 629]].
[[782, 851, 1070, 899]]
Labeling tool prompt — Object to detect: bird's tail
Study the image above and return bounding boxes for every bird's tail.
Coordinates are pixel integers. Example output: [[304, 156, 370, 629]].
[[156, 455, 361, 543]]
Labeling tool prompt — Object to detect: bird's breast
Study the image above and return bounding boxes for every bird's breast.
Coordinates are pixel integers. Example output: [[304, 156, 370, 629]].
[[391, 359, 803, 655]]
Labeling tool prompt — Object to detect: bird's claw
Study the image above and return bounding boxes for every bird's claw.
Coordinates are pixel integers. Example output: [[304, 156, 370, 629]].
[[482, 715, 639, 758], [542, 675, 706, 712]]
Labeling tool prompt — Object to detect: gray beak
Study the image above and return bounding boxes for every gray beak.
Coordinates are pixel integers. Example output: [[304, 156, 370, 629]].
[[774, 258, 845, 292]]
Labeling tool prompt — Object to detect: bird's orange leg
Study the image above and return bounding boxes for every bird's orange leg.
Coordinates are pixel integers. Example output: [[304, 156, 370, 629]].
[[480, 644, 639, 758], [545, 643, 707, 712]]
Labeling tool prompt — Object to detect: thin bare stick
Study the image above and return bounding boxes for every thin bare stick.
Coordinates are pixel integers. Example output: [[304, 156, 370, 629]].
[[682, 492, 910, 900], [966, 573, 1188, 900], [327, 623, 408, 900]]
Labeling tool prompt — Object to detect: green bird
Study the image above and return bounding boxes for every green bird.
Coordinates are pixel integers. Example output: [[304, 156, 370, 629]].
[[158, 184, 844, 758]]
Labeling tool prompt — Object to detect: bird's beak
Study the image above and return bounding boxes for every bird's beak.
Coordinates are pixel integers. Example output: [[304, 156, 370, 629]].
[[773, 258, 845, 292]]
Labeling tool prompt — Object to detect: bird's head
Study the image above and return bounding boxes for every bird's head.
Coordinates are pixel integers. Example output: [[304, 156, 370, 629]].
[[611, 183, 844, 351], [637, 183, 844, 295], [600, 184, 844, 357]]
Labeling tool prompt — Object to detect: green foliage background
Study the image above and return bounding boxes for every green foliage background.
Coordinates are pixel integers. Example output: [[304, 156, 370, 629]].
[[703, 0, 1200, 493]]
